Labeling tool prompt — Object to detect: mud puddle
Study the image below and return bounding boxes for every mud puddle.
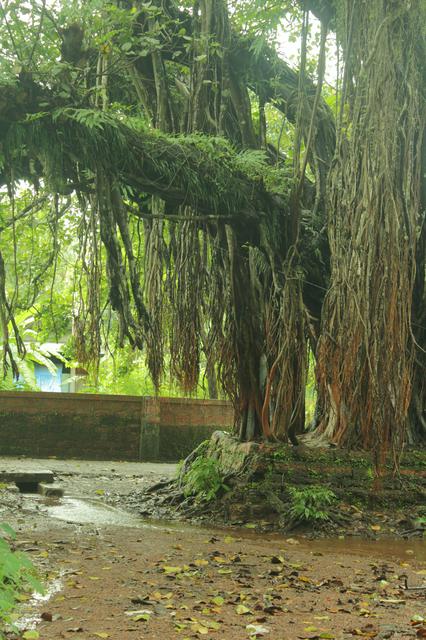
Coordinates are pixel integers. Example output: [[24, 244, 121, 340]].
[[15, 574, 63, 631], [296, 535, 426, 563], [21, 493, 190, 532], [45, 496, 149, 527], [21, 493, 426, 566]]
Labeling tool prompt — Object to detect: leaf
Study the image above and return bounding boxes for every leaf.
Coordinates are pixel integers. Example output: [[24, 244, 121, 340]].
[[246, 623, 269, 636], [236, 604, 251, 615], [194, 559, 209, 566], [23, 633, 40, 640], [132, 613, 151, 622], [270, 555, 285, 564], [211, 596, 224, 606], [197, 625, 209, 634], [349, 630, 377, 638], [0, 523, 16, 539], [163, 566, 182, 574], [370, 525, 381, 531], [208, 621, 221, 630], [94, 634, 110, 639]]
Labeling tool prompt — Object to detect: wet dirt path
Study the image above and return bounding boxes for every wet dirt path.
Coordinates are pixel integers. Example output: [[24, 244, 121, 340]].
[[11, 518, 426, 640], [1, 459, 425, 639]]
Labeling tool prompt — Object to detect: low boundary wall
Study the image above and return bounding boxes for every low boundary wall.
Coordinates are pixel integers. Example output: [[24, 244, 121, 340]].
[[0, 392, 233, 461]]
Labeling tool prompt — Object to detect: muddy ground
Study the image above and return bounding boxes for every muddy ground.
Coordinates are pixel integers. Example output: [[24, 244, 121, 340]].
[[1, 457, 425, 640]]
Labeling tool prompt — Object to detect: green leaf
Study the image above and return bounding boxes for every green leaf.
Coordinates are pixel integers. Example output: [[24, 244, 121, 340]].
[[132, 613, 150, 622], [0, 523, 16, 539]]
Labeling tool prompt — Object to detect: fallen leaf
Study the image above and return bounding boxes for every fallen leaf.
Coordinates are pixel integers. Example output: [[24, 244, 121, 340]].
[[163, 566, 182, 574], [412, 615, 425, 624], [246, 623, 269, 636], [41, 611, 53, 621], [195, 559, 209, 566], [132, 613, 151, 622], [236, 604, 251, 615]]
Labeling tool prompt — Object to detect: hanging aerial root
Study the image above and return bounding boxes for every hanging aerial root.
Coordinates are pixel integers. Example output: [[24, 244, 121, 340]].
[[316, 0, 425, 469]]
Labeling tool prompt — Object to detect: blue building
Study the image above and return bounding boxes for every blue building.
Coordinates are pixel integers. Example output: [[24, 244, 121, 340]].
[[29, 344, 87, 392]]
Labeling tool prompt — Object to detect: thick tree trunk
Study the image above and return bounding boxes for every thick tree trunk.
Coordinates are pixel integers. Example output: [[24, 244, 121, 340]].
[[316, 1, 425, 465]]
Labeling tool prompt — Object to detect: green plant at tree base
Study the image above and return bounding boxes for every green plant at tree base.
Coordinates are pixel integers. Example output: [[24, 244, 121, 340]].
[[0, 523, 44, 638], [287, 485, 337, 524], [182, 457, 228, 502]]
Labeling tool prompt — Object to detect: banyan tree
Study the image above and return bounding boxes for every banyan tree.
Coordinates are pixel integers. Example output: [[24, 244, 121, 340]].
[[0, 0, 424, 466]]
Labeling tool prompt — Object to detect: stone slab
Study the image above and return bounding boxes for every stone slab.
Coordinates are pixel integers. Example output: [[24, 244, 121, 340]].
[[38, 482, 64, 497], [0, 470, 54, 484]]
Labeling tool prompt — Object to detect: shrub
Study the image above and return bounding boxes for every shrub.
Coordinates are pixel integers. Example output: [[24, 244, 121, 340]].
[[0, 523, 44, 637], [182, 456, 228, 502], [287, 485, 336, 524]]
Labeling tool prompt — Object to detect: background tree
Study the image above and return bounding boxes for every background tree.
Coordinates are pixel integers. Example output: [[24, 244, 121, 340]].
[[0, 0, 424, 466]]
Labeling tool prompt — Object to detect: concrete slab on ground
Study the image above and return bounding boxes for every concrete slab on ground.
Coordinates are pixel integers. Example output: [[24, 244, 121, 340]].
[[0, 469, 54, 484], [38, 482, 64, 497]]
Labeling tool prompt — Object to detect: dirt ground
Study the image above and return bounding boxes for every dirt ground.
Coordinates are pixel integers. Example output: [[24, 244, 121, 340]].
[[1, 458, 425, 640]]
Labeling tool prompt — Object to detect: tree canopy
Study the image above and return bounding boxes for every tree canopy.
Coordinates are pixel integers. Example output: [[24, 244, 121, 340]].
[[0, 0, 425, 467]]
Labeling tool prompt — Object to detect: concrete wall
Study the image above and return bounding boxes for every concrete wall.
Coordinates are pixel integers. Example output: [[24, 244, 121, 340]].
[[0, 392, 233, 461]]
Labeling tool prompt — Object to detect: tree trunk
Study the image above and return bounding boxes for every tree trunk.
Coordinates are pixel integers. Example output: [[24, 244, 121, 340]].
[[316, 0, 425, 466]]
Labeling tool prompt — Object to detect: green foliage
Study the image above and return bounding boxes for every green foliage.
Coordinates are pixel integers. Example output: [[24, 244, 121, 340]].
[[270, 446, 290, 462], [0, 523, 44, 637], [93, 346, 213, 397], [287, 485, 336, 524], [182, 456, 228, 502]]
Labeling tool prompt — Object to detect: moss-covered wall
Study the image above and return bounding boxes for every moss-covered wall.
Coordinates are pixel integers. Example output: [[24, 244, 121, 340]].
[[0, 392, 233, 461]]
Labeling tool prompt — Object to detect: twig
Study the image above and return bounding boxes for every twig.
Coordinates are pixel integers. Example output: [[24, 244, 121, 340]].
[[403, 578, 426, 591]]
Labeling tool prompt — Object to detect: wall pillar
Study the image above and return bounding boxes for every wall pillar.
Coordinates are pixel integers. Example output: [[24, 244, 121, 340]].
[[139, 397, 160, 461]]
